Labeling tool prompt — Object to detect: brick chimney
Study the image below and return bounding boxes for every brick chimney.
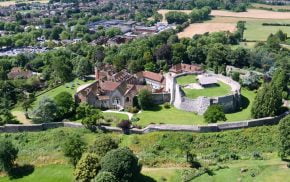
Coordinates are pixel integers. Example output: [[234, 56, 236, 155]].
[[95, 67, 100, 80]]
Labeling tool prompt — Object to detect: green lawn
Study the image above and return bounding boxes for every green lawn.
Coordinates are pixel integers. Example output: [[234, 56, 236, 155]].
[[244, 19, 290, 41], [176, 75, 197, 86], [134, 88, 256, 126], [103, 112, 129, 126], [182, 82, 231, 99], [134, 105, 205, 126], [226, 88, 256, 122], [34, 79, 94, 105]]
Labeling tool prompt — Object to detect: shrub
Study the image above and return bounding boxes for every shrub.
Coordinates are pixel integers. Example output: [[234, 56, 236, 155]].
[[137, 89, 153, 110], [117, 120, 131, 130], [62, 134, 86, 167], [204, 104, 226, 123], [252, 151, 263, 160], [127, 106, 139, 113], [92, 172, 117, 182], [164, 102, 171, 109], [74, 153, 101, 182], [88, 135, 118, 158], [278, 115, 290, 159], [130, 117, 140, 122], [0, 139, 18, 174], [100, 148, 142, 181]]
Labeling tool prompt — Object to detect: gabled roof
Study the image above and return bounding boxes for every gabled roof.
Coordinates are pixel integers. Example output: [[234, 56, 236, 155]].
[[137, 71, 164, 83]]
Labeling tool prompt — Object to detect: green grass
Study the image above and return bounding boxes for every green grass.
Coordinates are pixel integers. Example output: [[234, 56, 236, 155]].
[[134, 105, 204, 126], [176, 75, 197, 86], [0, 164, 73, 182], [244, 19, 290, 41], [142, 168, 182, 182], [226, 88, 256, 121], [103, 112, 129, 126], [34, 79, 94, 106], [134, 89, 256, 126], [182, 82, 231, 99]]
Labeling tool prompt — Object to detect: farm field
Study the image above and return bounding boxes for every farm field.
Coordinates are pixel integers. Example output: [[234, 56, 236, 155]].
[[0, 0, 48, 7], [251, 3, 290, 11], [158, 9, 290, 39]]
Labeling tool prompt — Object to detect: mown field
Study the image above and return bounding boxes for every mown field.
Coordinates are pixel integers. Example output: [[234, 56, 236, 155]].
[[0, 125, 288, 181], [158, 8, 290, 40]]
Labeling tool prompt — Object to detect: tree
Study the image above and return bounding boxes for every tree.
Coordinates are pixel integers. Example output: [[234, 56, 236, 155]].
[[165, 11, 188, 24], [62, 134, 86, 167], [93, 172, 117, 182], [278, 115, 290, 160], [74, 57, 92, 79], [100, 148, 142, 182], [88, 135, 118, 158], [78, 106, 103, 131], [137, 89, 152, 110], [271, 68, 289, 99], [74, 153, 101, 182], [251, 84, 282, 119], [0, 139, 18, 174], [32, 97, 58, 123], [204, 104, 226, 123], [54, 91, 75, 120]]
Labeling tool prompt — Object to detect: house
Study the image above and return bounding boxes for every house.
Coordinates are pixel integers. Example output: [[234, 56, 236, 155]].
[[136, 71, 165, 90], [75, 80, 150, 110], [169, 63, 203, 74], [7, 67, 33, 79]]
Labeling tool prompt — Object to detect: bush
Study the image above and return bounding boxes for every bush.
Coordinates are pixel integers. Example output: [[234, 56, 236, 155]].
[[127, 106, 139, 114], [117, 120, 131, 130], [0, 139, 18, 174], [62, 134, 86, 167], [137, 89, 153, 110], [278, 115, 290, 159], [88, 135, 118, 158], [164, 102, 171, 109], [204, 104, 226, 123], [252, 151, 263, 160], [92, 172, 117, 182], [74, 153, 101, 182], [100, 148, 142, 181]]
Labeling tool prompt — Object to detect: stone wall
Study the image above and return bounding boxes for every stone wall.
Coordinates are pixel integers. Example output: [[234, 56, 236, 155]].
[[170, 72, 241, 114], [151, 93, 171, 104], [0, 111, 288, 134]]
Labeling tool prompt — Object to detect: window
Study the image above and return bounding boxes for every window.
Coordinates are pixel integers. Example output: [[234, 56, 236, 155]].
[[126, 97, 130, 102]]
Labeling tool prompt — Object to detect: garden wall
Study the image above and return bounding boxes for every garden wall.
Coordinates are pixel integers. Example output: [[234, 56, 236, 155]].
[[0, 111, 288, 134], [151, 93, 171, 104]]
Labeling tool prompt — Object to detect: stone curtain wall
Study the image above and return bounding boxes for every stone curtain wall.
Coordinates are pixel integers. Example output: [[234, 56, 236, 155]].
[[151, 93, 171, 104], [0, 111, 289, 133], [170, 72, 241, 114]]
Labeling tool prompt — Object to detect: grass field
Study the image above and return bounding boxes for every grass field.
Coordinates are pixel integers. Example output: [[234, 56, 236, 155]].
[[182, 82, 231, 99], [34, 79, 94, 106], [244, 19, 290, 41], [0, 125, 287, 181], [158, 9, 290, 39], [251, 3, 290, 11], [134, 88, 255, 126], [176, 75, 197, 86]]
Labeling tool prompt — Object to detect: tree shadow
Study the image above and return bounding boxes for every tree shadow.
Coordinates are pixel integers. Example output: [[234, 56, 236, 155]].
[[240, 94, 250, 110], [135, 173, 157, 182], [145, 104, 162, 112], [9, 164, 35, 179]]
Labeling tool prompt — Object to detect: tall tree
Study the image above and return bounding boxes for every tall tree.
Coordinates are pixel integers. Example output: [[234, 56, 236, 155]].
[[278, 115, 290, 160]]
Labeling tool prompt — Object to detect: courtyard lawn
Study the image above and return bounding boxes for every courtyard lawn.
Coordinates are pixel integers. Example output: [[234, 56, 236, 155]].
[[176, 75, 197, 86], [134, 105, 205, 126], [182, 81, 231, 99], [226, 88, 256, 122]]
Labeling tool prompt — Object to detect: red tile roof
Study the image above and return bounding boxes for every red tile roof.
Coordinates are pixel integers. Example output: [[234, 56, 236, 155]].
[[101, 81, 121, 91], [138, 71, 164, 82]]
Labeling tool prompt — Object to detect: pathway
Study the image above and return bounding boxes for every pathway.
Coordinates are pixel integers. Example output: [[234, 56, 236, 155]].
[[103, 110, 134, 120]]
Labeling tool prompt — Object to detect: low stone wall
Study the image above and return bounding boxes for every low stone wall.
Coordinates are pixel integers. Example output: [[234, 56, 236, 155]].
[[0, 111, 288, 134]]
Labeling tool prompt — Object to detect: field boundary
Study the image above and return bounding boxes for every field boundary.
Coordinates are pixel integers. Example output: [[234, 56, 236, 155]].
[[0, 111, 288, 133]]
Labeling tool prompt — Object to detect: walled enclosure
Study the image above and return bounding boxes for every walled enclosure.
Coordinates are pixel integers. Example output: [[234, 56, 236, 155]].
[[167, 72, 241, 115]]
